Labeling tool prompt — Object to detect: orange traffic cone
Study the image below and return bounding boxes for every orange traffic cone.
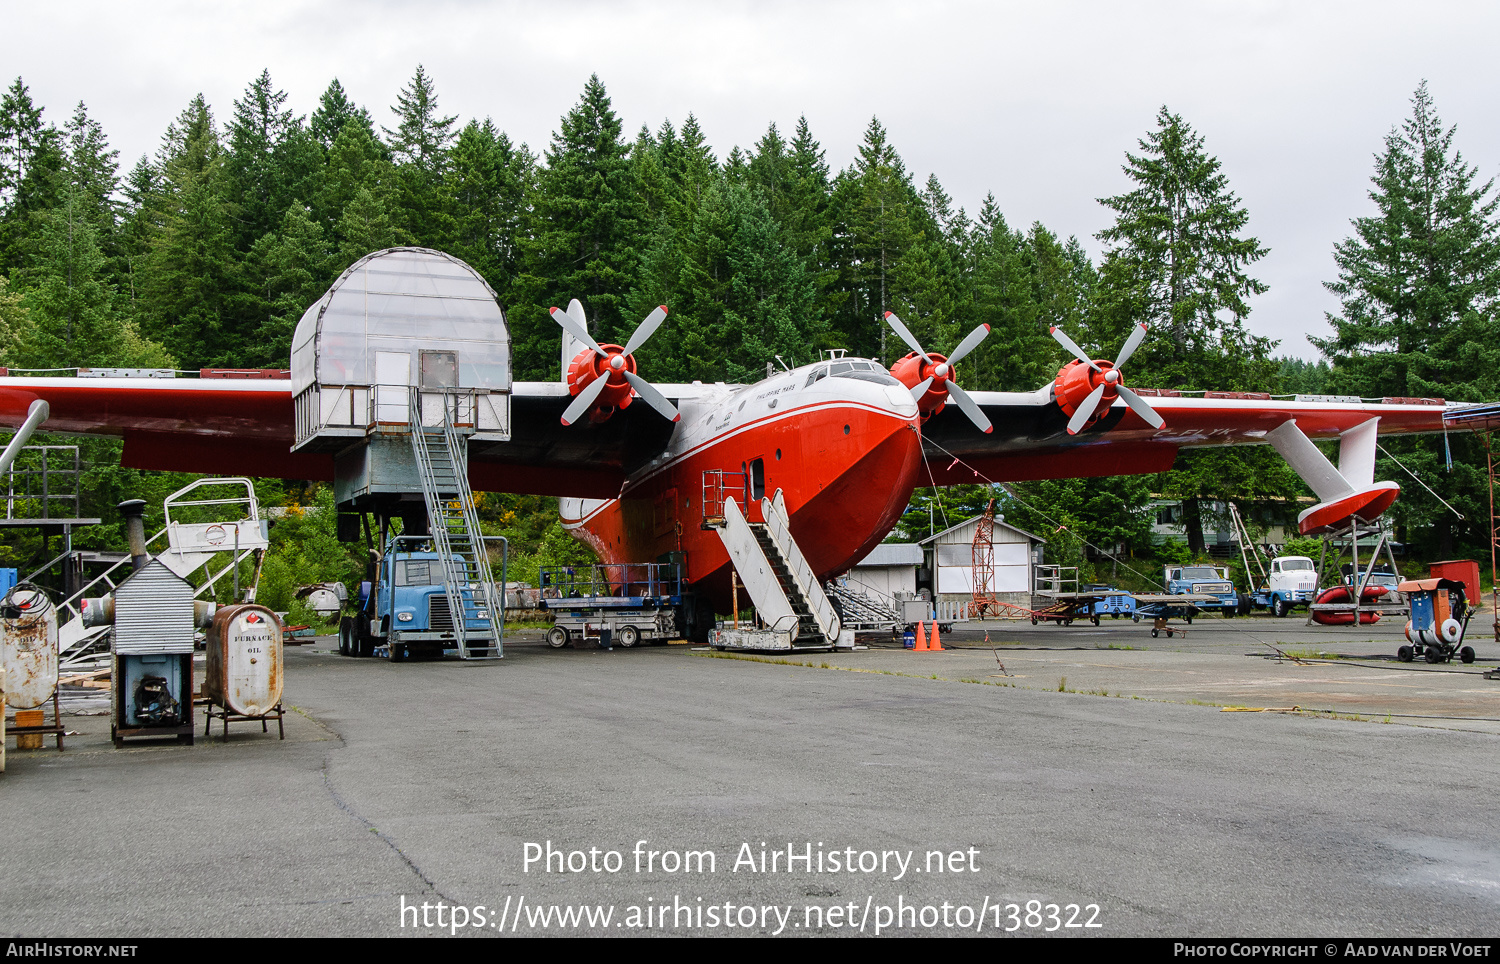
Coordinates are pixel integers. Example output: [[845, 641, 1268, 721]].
[[930, 623, 943, 651], [913, 621, 929, 652]]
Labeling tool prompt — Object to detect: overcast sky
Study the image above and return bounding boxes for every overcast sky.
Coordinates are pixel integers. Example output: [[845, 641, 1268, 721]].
[[5, 0, 1498, 361]]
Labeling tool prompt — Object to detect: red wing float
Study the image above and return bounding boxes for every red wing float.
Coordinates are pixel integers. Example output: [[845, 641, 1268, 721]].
[[0, 248, 1496, 645]]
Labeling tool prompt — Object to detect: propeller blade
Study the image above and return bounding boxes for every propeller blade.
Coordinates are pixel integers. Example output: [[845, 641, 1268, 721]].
[[1114, 323, 1148, 370], [909, 376, 934, 403], [1116, 385, 1165, 429], [551, 303, 606, 358], [623, 370, 681, 422], [560, 373, 610, 426], [946, 323, 991, 366], [884, 311, 933, 364], [945, 382, 993, 434], [1050, 326, 1101, 372], [1066, 383, 1107, 435], [622, 305, 668, 357]]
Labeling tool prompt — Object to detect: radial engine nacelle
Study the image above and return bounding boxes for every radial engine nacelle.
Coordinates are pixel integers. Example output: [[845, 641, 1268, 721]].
[[1048, 324, 1163, 435], [889, 350, 954, 418], [550, 300, 680, 427], [566, 343, 638, 424]]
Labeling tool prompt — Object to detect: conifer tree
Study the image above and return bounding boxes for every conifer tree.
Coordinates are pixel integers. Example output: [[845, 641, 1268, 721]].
[[385, 65, 458, 244], [1095, 106, 1273, 390], [310, 79, 374, 153], [440, 118, 532, 300], [832, 117, 922, 361], [512, 75, 641, 376], [1313, 82, 1500, 555], [140, 94, 237, 367]]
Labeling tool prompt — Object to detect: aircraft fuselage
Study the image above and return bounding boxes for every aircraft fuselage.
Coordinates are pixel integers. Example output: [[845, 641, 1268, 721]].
[[561, 358, 924, 611]]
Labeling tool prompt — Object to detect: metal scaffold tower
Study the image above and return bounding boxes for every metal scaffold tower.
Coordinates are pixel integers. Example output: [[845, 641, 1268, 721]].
[[969, 499, 999, 618]]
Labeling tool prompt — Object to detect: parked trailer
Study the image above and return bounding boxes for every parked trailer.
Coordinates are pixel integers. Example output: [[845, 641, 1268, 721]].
[[540, 563, 685, 649]]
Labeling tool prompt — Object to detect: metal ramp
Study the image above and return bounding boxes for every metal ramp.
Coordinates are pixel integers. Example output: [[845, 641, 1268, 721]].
[[825, 582, 898, 631], [40, 478, 269, 667], [709, 487, 844, 650], [408, 391, 503, 659]]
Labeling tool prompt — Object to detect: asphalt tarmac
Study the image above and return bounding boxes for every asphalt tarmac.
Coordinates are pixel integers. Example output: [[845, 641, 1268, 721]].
[[4, 614, 1499, 938]]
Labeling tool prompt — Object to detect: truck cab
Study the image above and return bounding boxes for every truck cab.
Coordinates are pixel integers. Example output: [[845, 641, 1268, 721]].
[[1258, 555, 1318, 616], [1164, 565, 1238, 614], [340, 535, 500, 661]]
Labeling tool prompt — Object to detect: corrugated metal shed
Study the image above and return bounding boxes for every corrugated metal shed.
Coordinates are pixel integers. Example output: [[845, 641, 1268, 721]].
[[112, 559, 195, 655]]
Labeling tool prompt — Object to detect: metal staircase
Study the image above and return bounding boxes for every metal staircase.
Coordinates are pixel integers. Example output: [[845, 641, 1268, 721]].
[[42, 478, 269, 667], [825, 582, 898, 631], [408, 391, 503, 659], [712, 488, 842, 649]]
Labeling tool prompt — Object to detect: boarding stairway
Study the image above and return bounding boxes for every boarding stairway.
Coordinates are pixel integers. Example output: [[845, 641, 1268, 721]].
[[711, 487, 842, 648], [408, 391, 503, 659], [39, 478, 269, 667], [825, 582, 898, 631]]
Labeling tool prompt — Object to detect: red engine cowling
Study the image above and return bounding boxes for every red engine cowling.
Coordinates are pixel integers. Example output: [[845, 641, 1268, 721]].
[[889, 351, 954, 418], [1052, 358, 1119, 429], [566, 345, 635, 424]]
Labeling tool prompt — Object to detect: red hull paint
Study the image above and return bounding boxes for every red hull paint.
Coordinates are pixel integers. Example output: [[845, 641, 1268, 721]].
[[569, 403, 923, 612], [1297, 484, 1400, 535]]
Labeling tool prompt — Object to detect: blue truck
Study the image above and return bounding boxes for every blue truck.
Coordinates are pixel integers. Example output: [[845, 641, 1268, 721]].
[[337, 535, 503, 661], [1163, 565, 1241, 615]]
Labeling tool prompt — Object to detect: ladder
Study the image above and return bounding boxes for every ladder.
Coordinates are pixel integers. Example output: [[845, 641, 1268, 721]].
[[40, 478, 268, 666], [713, 489, 841, 647], [408, 391, 503, 659]]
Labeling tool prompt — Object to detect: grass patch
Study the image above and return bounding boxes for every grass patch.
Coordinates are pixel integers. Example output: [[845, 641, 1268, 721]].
[[1276, 648, 1348, 661]]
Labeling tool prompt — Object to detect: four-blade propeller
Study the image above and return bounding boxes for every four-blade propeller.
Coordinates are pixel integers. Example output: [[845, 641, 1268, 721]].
[[884, 311, 994, 434], [1049, 322, 1164, 434], [551, 299, 680, 426]]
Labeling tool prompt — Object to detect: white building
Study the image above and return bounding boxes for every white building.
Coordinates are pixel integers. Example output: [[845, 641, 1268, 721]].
[[839, 543, 924, 608], [918, 516, 1047, 610]]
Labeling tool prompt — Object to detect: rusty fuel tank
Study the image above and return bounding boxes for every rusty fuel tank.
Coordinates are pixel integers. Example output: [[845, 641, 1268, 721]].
[[204, 604, 282, 716], [1, 585, 58, 710]]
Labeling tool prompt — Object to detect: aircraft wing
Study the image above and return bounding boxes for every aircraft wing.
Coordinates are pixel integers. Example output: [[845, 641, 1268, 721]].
[[0, 376, 722, 499], [919, 389, 1500, 485]]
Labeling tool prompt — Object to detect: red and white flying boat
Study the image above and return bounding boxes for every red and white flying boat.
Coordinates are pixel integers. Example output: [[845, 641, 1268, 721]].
[[0, 248, 1490, 616]]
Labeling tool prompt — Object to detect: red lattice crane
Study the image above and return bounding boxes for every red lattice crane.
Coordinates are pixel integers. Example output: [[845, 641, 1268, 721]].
[[970, 498, 999, 618]]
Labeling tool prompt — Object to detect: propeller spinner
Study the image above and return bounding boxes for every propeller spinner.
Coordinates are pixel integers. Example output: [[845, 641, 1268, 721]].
[[551, 299, 680, 426], [884, 311, 994, 434], [1049, 323, 1164, 435]]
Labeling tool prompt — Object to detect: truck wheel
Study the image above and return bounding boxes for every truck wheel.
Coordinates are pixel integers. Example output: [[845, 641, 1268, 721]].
[[546, 626, 568, 649], [338, 617, 352, 656], [617, 625, 640, 648], [1273, 598, 1288, 618], [389, 642, 408, 662]]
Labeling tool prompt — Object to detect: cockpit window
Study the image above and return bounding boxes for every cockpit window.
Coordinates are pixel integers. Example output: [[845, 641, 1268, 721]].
[[832, 360, 901, 386], [805, 360, 901, 387]]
